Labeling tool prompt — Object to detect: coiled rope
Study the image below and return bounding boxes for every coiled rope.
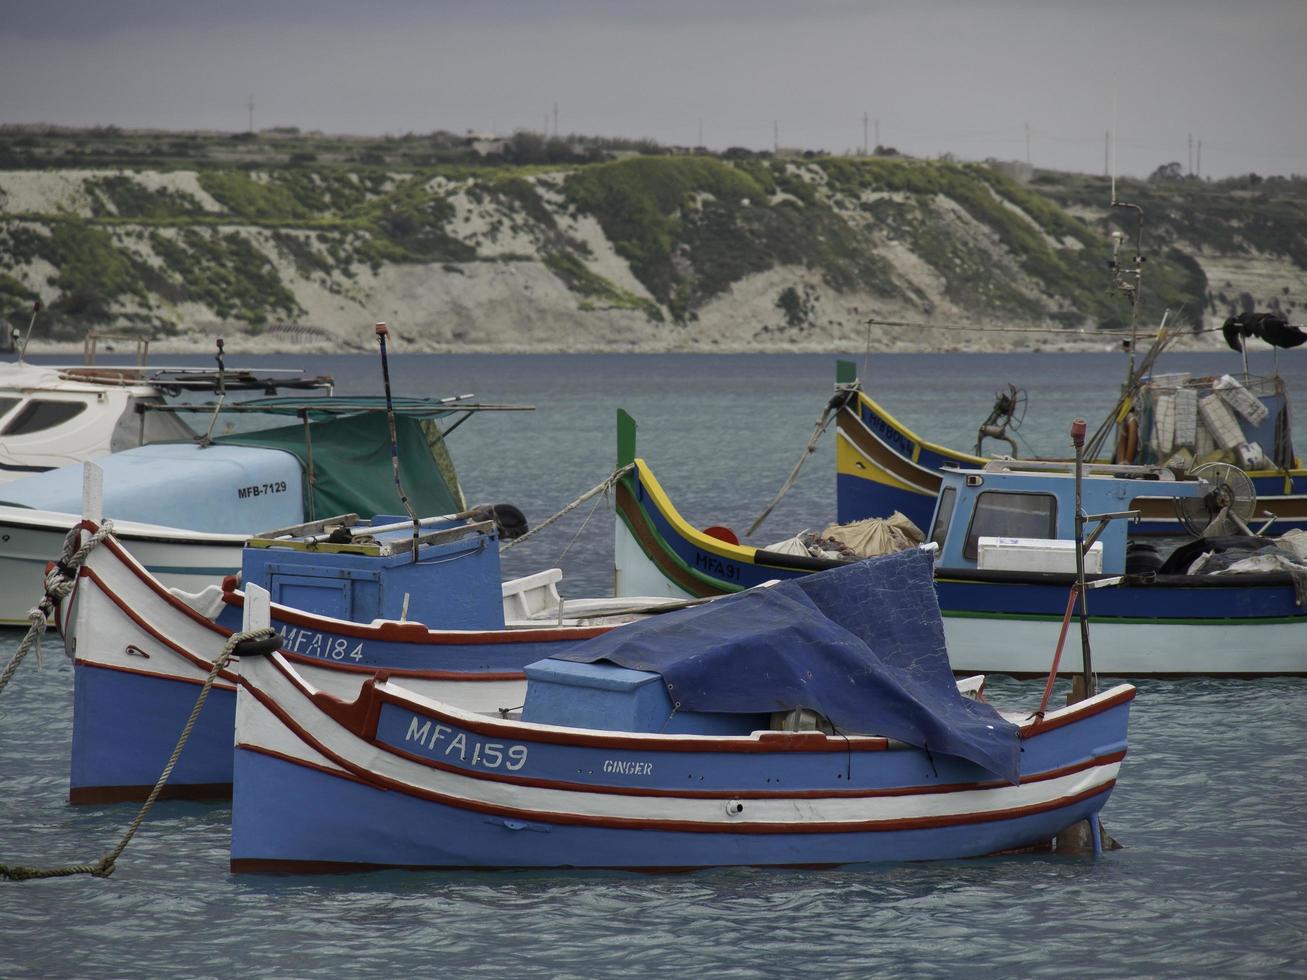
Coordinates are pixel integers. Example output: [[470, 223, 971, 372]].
[[0, 520, 115, 697], [0, 624, 275, 881], [500, 463, 634, 553]]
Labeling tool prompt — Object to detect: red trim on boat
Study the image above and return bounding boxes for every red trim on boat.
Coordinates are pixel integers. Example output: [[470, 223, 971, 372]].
[[71, 781, 233, 806], [76, 550, 532, 684], [235, 730, 1119, 836], [1019, 686, 1137, 736], [81, 566, 239, 681], [241, 660, 1126, 802], [224, 589, 612, 644], [73, 657, 237, 691]]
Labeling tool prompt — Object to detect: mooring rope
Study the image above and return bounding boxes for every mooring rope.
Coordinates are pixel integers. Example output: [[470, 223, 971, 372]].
[[557, 492, 606, 562], [0, 625, 276, 882], [0, 520, 115, 698], [500, 463, 635, 553], [747, 387, 857, 537]]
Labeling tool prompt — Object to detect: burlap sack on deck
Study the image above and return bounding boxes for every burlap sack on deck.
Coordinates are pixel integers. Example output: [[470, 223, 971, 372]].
[[819, 512, 925, 558]]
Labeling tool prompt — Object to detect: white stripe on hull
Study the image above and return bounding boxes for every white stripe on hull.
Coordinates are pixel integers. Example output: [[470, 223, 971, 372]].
[[945, 614, 1307, 675], [1, 512, 242, 625], [238, 655, 1122, 830], [70, 542, 530, 710]]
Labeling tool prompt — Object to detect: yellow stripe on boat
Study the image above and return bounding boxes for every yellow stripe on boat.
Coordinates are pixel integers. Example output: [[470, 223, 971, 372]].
[[856, 391, 986, 466], [633, 459, 760, 562], [836, 434, 930, 495]]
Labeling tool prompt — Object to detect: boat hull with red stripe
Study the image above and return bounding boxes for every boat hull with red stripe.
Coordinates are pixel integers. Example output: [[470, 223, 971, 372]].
[[59, 524, 649, 804], [231, 650, 1135, 872]]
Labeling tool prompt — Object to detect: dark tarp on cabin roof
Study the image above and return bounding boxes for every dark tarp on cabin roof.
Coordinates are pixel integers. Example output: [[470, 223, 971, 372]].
[[216, 412, 463, 521], [558, 548, 1022, 783]]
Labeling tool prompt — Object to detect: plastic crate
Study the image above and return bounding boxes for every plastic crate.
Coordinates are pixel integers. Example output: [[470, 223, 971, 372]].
[[1199, 394, 1246, 451], [1174, 387, 1198, 447], [1152, 393, 1175, 455], [1215, 374, 1269, 425]]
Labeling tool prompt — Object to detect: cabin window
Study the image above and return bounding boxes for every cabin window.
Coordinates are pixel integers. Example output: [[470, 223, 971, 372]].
[[963, 491, 1057, 560], [929, 486, 956, 548], [0, 397, 19, 420], [1, 399, 88, 436]]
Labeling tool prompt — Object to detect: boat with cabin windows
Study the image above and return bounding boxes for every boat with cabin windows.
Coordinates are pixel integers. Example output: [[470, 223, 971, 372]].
[[612, 409, 1307, 676], [833, 329, 1307, 537], [0, 329, 332, 484], [0, 390, 526, 624]]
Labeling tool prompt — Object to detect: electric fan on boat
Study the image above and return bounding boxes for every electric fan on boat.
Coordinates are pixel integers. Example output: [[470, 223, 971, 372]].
[[1176, 461, 1258, 537]]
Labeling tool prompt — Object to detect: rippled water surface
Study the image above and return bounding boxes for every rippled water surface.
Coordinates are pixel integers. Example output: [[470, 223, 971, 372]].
[[3, 351, 1306, 978]]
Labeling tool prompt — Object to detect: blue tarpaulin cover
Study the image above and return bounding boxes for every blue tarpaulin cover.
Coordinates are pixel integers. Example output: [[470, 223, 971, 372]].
[[558, 549, 1021, 783]]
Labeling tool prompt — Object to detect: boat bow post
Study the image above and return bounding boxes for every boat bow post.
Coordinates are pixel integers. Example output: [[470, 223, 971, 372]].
[[375, 322, 422, 562], [1071, 417, 1096, 701]]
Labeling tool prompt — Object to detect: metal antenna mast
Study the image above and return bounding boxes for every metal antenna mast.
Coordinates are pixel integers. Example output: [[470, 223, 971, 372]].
[[247, 95, 254, 133]]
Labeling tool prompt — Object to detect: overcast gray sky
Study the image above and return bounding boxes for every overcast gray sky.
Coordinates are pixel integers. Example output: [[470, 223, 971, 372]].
[[1, 0, 1304, 178]]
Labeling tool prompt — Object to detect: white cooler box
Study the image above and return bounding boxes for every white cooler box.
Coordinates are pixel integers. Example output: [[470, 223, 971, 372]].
[[976, 536, 1103, 574]]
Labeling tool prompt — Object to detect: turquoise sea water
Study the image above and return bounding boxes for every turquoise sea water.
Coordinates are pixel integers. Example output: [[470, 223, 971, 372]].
[[2, 350, 1306, 978]]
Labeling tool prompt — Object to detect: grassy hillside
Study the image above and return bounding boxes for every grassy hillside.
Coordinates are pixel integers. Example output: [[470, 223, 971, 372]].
[[1, 126, 1302, 349]]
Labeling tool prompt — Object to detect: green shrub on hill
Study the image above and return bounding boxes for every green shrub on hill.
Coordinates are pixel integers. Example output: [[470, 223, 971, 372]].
[[541, 249, 663, 320], [563, 156, 899, 321], [87, 176, 206, 219], [148, 228, 304, 324], [44, 220, 151, 328], [353, 177, 476, 265], [197, 172, 311, 220]]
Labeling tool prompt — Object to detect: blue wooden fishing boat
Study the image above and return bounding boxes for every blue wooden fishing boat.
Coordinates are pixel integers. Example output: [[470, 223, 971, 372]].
[[613, 410, 1307, 676], [230, 549, 1136, 872], [60, 507, 678, 804]]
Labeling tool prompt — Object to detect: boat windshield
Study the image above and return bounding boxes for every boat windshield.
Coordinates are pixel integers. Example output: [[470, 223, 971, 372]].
[[963, 491, 1057, 560], [1, 399, 87, 436], [929, 486, 956, 548]]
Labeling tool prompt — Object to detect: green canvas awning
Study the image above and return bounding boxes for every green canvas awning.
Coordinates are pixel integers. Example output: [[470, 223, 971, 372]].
[[216, 412, 464, 521]]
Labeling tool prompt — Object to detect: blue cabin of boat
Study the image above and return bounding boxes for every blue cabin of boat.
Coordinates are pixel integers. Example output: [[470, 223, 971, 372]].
[[928, 465, 1204, 575], [522, 659, 770, 736], [240, 515, 505, 629]]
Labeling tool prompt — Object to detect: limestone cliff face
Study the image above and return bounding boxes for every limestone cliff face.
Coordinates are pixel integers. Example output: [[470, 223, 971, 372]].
[[1, 157, 1302, 352]]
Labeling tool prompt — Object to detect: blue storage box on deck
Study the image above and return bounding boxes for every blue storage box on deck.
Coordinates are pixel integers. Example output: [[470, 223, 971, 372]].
[[241, 515, 504, 629], [520, 658, 769, 735]]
